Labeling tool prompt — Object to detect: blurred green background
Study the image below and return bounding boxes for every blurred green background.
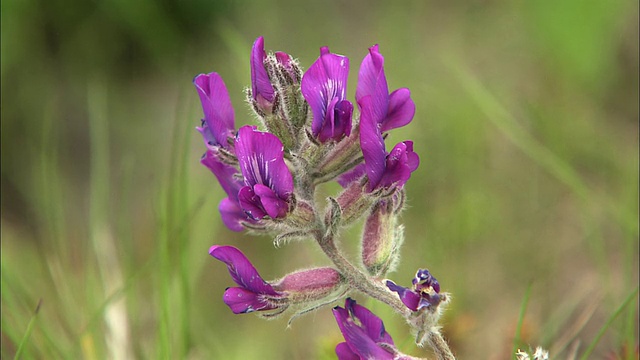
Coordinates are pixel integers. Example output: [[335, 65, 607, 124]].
[[2, 0, 638, 358]]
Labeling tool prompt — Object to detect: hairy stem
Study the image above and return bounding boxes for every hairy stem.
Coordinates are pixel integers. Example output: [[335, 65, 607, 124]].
[[316, 230, 410, 317], [427, 330, 456, 360], [316, 227, 456, 359]]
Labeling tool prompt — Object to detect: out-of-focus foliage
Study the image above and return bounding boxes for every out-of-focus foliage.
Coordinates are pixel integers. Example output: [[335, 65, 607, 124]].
[[2, 0, 638, 358]]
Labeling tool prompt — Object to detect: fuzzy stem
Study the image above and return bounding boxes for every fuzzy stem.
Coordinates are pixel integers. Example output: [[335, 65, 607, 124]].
[[427, 330, 456, 360], [316, 229, 456, 359], [316, 230, 410, 317]]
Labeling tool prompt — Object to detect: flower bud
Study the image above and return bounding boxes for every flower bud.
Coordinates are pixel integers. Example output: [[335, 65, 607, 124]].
[[272, 267, 343, 303], [271, 54, 309, 136], [362, 200, 403, 277]]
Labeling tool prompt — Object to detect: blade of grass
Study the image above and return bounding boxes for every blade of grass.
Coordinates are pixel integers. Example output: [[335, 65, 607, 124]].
[[512, 282, 533, 357], [578, 287, 639, 360], [174, 79, 195, 357], [14, 299, 42, 360], [448, 60, 638, 239]]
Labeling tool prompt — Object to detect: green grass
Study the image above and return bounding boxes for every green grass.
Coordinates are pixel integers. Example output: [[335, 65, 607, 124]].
[[2, 0, 638, 358]]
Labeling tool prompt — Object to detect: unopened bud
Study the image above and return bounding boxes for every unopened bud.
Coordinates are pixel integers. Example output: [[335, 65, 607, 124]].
[[362, 200, 403, 277]]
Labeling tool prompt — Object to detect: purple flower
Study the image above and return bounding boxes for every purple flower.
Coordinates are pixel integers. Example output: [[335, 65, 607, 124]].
[[333, 298, 409, 360], [211, 245, 343, 314], [356, 45, 415, 132], [210, 245, 283, 314], [251, 36, 276, 112], [194, 72, 235, 149], [201, 150, 257, 231], [301, 47, 354, 143], [234, 126, 294, 220], [359, 95, 419, 192], [386, 269, 442, 312]]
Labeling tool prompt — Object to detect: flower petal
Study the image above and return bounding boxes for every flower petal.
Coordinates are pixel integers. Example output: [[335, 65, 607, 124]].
[[333, 299, 395, 359], [200, 150, 242, 201], [193, 72, 235, 147], [346, 298, 395, 345], [237, 186, 267, 220], [335, 342, 359, 360], [337, 163, 366, 188], [209, 245, 279, 296], [301, 47, 350, 140], [222, 287, 278, 314], [413, 268, 440, 293], [234, 126, 294, 199], [218, 198, 248, 232], [381, 88, 415, 132], [356, 44, 388, 125], [250, 36, 275, 104], [386, 280, 421, 311], [358, 96, 386, 191], [377, 141, 418, 189], [253, 183, 289, 219]]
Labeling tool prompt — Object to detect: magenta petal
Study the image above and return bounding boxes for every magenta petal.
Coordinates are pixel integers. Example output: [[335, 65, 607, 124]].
[[386, 280, 420, 311], [334, 100, 354, 138], [237, 186, 267, 220], [301, 47, 350, 140], [250, 36, 275, 103], [381, 88, 415, 132], [404, 141, 420, 173], [193, 73, 235, 147], [356, 44, 389, 124], [209, 245, 279, 296], [337, 163, 366, 188], [335, 342, 359, 360], [253, 183, 288, 219], [222, 287, 276, 314], [235, 126, 294, 199], [218, 198, 247, 232], [201, 150, 243, 201], [378, 142, 412, 189], [333, 299, 395, 360], [346, 298, 394, 345], [359, 96, 386, 191]]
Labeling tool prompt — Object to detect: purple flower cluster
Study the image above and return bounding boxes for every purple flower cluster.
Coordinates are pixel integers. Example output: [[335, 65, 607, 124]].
[[194, 36, 449, 358], [194, 37, 419, 233]]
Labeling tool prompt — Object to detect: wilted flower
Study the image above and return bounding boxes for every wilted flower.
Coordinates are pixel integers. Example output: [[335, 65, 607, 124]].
[[386, 269, 442, 312], [210, 245, 343, 314], [234, 126, 294, 220], [194, 72, 236, 149], [301, 47, 353, 143], [333, 298, 417, 360]]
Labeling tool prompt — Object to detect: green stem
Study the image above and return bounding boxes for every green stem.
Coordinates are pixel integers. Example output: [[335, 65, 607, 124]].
[[315, 230, 410, 317]]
